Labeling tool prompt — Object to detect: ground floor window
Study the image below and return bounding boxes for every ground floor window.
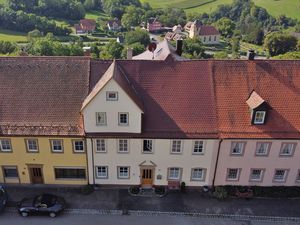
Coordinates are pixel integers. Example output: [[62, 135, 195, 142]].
[[191, 168, 205, 181], [273, 169, 288, 182], [54, 168, 86, 179], [250, 169, 264, 182], [96, 166, 108, 179], [168, 167, 181, 180], [2, 166, 18, 178], [117, 166, 130, 179], [226, 168, 240, 181]]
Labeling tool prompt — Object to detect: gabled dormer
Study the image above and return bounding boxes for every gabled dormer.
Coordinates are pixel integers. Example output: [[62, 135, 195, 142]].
[[246, 91, 269, 125], [81, 61, 144, 133]]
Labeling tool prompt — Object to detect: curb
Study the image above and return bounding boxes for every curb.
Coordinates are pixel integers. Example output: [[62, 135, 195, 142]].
[[5, 207, 300, 222]]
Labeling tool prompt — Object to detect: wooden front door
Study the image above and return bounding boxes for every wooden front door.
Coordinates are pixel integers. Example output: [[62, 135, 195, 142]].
[[141, 168, 154, 188], [29, 167, 44, 184]]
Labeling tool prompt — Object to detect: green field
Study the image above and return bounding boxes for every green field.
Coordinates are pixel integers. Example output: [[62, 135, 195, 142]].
[[85, 10, 110, 20], [141, 0, 215, 9], [0, 29, 27, 42], [185, 0, 233, 14]]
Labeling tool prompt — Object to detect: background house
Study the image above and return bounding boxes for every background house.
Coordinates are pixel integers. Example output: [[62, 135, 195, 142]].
[[107, 18, 122, 31], [147, 17, 162, 33], [188, 20, 220, 44], [75, 19, 96, 35]]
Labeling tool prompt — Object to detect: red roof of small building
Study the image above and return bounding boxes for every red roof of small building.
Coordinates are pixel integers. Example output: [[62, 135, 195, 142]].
[[199, 25, 219, 36], [79, 19, 96, 31]]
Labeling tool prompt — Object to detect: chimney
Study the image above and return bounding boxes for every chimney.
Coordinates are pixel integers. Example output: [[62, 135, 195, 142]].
[[176, 39, 183, 56], [127, 47, 133, 60], [247, 49, 255, 60]]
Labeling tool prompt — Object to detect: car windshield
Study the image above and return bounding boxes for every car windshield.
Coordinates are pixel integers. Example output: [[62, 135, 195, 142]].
[[34, 194, 57, 208]]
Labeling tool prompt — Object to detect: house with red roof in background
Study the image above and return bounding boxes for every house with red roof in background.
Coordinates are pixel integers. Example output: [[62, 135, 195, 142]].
[[75, 19, 96, 35], [187, 20, 220, 44]]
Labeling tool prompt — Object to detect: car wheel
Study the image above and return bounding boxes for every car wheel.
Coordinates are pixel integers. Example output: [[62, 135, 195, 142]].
[[21, 212, 29, 217], [49, 212, 56, 218]]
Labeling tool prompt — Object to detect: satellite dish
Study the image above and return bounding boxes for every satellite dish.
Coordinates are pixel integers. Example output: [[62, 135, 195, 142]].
[[148, 42, 157, 52]]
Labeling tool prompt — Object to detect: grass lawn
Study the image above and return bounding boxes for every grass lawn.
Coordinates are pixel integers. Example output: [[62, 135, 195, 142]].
[[185, 0, 233, 14], [141, 0, 216, 9], [0, 29, 27, 42], [240, 41, 265, 56], [85, 10, 109, 20], [253, 0, 300, 20]]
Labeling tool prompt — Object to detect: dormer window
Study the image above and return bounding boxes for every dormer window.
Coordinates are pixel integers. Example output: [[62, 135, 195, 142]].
[[254, 111, 266, 124], [106, 91, 118, 101], [246, 91, 269, 125]]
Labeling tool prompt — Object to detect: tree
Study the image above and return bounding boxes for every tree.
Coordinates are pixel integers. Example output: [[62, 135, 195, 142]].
[[121, 6, 144, 29], [230, 37, 240, 59], [125, 28, 150, 47], [182, 38, 205, 59], [122, 42, 145, 58], [27, 29, 43, 40], [0, 41, 18, 54], [214, 51, 228, 59], [100, 40, 124, 59], [272, 51, 300, 59], [215, 17, 235, 38], [264, 32, 297, 56], [159, 8, 186, 27]]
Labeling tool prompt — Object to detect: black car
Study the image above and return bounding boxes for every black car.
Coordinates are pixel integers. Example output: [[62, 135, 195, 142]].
[[17, 194, 66, 217], [0, 186, 7, 213]]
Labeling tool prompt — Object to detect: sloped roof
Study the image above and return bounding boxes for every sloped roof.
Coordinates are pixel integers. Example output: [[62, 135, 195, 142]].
[[246, 91, 265, 109], [213, 60, 300, 139], [132, 39, 186, 61], [82, 60, 144, 112], [0, 57, 90, 136], [90, 59, 219, 138], [80, 19, 96, 31], [199, 25, 219, 36]]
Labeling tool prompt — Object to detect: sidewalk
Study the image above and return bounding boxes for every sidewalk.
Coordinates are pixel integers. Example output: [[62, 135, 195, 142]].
[[4, 185, 300, 218]]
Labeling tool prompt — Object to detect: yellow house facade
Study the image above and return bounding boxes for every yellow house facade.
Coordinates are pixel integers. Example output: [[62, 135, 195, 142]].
[[0, 137, 87, 185]]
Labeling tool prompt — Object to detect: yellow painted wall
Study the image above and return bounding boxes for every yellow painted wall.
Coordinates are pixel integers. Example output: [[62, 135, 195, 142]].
[[0, 137, 87, 185]]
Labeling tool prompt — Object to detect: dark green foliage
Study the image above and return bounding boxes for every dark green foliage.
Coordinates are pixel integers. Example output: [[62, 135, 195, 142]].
[[264, 32, 298, 56], [213, 186, 228, 200], [102, 0, 141, 19], [154, 186, 166, 196], [125, 29, 150, 47], [100, 40, 124, 59], [129, 186, 141, 195], [0, 41, 18, 54], [182, 38, 205, 59], [158, 8, 186, 27], [215, 17, 235, 38]]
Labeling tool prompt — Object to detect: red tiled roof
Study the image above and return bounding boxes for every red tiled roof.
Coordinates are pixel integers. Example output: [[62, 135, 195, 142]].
[[213, 60, 300, 139], [90, 59, 219, 138], [0, 57, 90, 136], [79, 19, 96, 31], [246, 91, 265, 109], [199, 26, 219, 36]]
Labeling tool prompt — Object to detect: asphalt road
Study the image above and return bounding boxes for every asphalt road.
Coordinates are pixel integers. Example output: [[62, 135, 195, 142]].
[[0, 211, 299, 225]]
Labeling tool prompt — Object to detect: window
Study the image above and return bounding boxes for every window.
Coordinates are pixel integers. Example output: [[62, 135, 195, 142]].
[[0, 139, 12, 152], [96, 112, 106, 126], [54, 168, 86, 179], [209, 36, 211, 41], [95, 139, 106, 152], [106, 91, 118, 101], [171, 140, 182, 153], [96, 166, 108, 179], [143, 140, 153, 153], [191, 168, 205, 181], [168, 167, 181, 180], [255, 142, 270, 156], [2, 166, 18, 178], [118, 113, 129, 126], [118, 139, 129, 153], [254, 111, 266, 124], [296, 170, 300, 182], [193, 141, 204, 154], [73, 140, 85, 153], [214, 36, 217, 41], [26, 139, 38, 152], [230, 142, 245, 155], [203, 37, 206, 42], [273, 169, 288, 182], [280, 143, 296, 156], [227, 168, 240, 181], [118, 166, 130, 179], [250, 169, 264, 181], [50, 140, 63, 153]]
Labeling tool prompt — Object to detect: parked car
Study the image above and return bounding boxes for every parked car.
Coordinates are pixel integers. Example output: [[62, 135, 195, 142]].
[[0, 186, 7, 212], [17, 194, 66, 217]]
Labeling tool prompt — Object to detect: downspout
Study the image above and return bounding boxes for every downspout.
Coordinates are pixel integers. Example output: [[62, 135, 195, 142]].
[[212, 138, 223, 187], [91, 138, 95, 185]]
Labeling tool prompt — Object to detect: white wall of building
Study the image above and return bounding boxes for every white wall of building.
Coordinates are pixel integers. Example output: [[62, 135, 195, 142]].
[[200, 35, 220, 45], [88, 138, 220, 186], [82, 79, 142, 133]]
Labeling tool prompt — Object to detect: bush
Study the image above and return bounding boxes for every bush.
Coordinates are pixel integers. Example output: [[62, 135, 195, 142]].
[[180, 182, 186, 193], [129, 186, 141, 195], [213, 186, 228, 200], [155, 186, 166, 196], [252, 186, 300, 198]]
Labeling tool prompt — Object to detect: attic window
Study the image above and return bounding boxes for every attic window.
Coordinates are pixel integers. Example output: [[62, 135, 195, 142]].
[[106, 91, 118, 101], [254, 111, 266, 124]]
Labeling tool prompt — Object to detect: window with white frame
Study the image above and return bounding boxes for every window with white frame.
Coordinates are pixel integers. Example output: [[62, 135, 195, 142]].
[[227, 168, 240, 181], [255, 142, 270, 156], [280, 143, 296, 156], [193, 140, 204, 154], [95, 139, 106, 152], [96, 166, 108, 179], [250, 169, 264, 181], [254, 111, 266, 124], [96, 112, 107, 125], [0, 139, 12, 152], [106, 91, 118, 101], [191, 168, 205, 181], [118, 113, 129, 126], [51, 140, 63, 153], [171, 140, 182, 153], [143, 140, 153, 153], [296, 170, 300, 182], [274, 169, 288, 182], [73, 140, 85, 153], [118, 139, 129, 153], [231, 142, 245, 155], [118, 166, 129, 179], [168, 167, 181, 180], [2, 166, 18, 178], [26, 139, 38, 152]]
